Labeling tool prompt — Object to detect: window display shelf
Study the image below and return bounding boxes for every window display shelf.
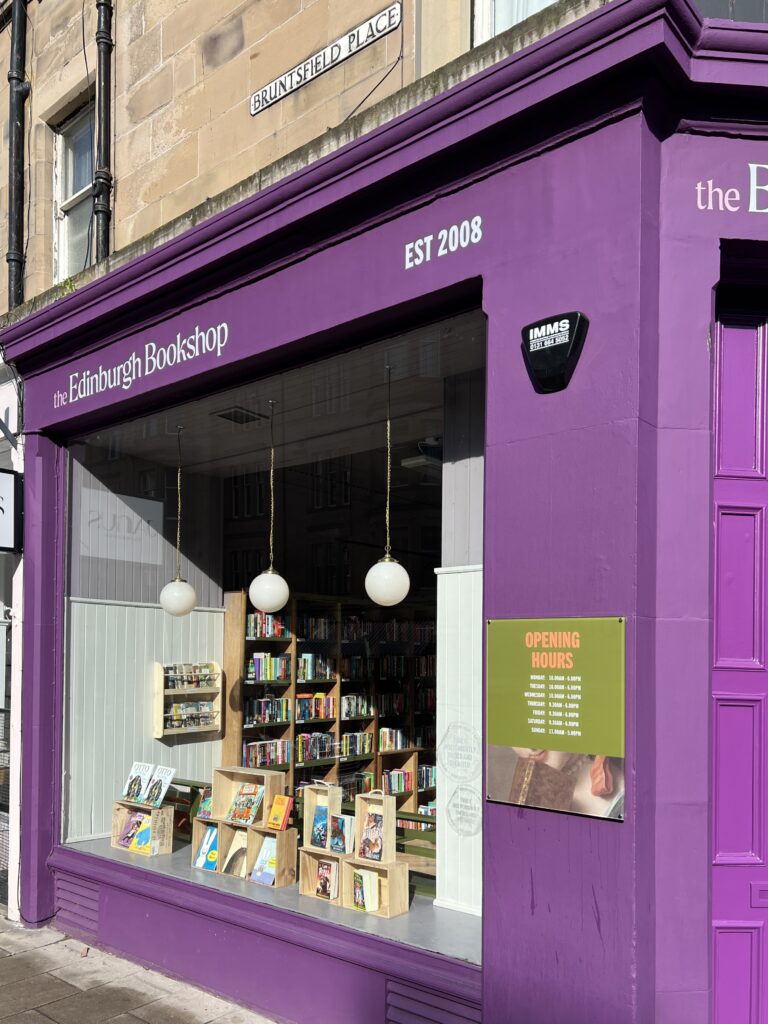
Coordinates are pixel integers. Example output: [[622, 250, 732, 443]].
[[153, 662, 222, 740]]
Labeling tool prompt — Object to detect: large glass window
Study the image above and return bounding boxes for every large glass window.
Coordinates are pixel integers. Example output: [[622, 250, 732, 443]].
[[62, 312, 485, 961]]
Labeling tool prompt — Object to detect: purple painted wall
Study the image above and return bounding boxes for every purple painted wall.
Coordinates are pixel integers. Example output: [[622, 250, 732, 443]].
[[5, 0, 768, 1020]]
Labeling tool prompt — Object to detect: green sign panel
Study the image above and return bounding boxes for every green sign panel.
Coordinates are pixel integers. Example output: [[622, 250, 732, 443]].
[[486, 617, 625, 819]]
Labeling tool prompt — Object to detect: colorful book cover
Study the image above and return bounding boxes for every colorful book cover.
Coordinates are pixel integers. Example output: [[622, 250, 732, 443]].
[[221, 832, 249, 878], [310, 804, 328, 848], [315, 859, 337, 900], [358, 811, 384, 861], [250, 836, 277, 886], [329, 813, 354, 855], [352, 870, 366, 911], [121, 762, 154, 802], [129, 816, 153, 856], [197, 785, 213, 820], [194, 825, 219, 871], [226, 783, 265, 825], [117, 811, 145, 848], [267, 794, 293, 830], [141, 765, 176, 808]]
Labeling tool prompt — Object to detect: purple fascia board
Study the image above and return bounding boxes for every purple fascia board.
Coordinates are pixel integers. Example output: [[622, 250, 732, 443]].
[[0, 0, 709, 364], [47, 846, 482, 1004]]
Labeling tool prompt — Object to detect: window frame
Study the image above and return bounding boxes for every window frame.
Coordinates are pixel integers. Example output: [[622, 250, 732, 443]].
[[53, 105, 95, 283]]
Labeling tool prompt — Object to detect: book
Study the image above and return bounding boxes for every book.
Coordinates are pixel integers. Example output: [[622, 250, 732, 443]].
[[250, 836, 278, 886], [267, 794, 293, 830], [358, 811, 384, 861], [117, 811, 145, 848], [315, 859, 338, 900], [509, 758, 575, 812], [329, 813, 354, 855], [121, 762, 154, 803], [197, 785, 213, 820], [225, 783, 265, 826], [194, 825, 219, 870], [141, 765, 176, 808], [352, 868, 379, 912], [221, 832, 249, 878], [129, 816, 153, 855], [310, 803, 328, 849]]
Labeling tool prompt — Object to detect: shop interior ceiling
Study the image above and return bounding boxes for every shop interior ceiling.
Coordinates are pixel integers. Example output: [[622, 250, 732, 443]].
[[76, 313, 486, 476]]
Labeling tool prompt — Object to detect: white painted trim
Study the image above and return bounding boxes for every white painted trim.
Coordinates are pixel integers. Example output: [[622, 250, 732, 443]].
[[434, 895, 483, 916], [434, 564, 483, 575], [473, 0, 495, 45]]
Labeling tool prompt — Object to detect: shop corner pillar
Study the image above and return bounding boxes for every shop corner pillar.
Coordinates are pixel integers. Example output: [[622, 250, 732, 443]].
[[20, 432, 65, 924]]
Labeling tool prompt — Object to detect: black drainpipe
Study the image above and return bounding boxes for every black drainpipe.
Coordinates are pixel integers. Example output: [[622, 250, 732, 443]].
[[94, 0, 114, 263], [6, 0, 30, 309]]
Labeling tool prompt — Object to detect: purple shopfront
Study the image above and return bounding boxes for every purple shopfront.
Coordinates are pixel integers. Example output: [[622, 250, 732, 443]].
[[4, 0, 768, 1020]]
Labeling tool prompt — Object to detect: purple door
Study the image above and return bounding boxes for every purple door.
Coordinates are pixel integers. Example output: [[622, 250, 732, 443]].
[[713, 317, 768, 1023]]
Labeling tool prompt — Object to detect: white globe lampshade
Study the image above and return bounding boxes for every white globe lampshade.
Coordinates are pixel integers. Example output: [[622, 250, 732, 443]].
[[249, 569, 290, 613], [365, 556, 410, 607], [159, 578, 197, 617]]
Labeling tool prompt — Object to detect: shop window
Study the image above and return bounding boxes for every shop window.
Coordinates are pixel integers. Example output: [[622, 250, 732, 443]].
[[54, 106, 94, 283], [62, 310, 486, 963]]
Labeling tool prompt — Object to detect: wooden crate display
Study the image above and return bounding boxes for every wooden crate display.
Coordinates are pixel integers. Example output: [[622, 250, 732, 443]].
[[354, 791, 396, 864], [302, 782, 342, 851], [340, 857, 410, 918], [111, 800, 173, 857], [298, 846, 349, 905], [249, 826, 299, 888], [211, 765, 285, 827], [191, 816, 221, 871]]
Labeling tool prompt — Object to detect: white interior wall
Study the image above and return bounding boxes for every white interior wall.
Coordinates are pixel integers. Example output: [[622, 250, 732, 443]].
[[64, 599, 224, 843]]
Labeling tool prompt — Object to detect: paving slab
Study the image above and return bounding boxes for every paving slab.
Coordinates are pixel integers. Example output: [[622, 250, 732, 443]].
[[0, 910, 281, 1024]]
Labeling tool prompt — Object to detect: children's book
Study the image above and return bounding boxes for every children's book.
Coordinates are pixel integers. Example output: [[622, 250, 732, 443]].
[[141, 765, 176, 808], [267, 794, 293, 830], [352, 868, 379, 912], [315, 859, 338, 900], [221, 832, 249, 878], [329, 813, 354, 855], [194, 825, 219, 871], [121, 763, 154, 802], [117, 811, 146, 848], [129, 816, 153, 856], [197, 785, 213, 820], [226, 783, 265, 826], [310, 803, 328, 848], [250, 836, 278, 886], [358, 811, 384, 861]]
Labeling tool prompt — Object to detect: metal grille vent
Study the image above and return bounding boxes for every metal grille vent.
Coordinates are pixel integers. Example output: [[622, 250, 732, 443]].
[[54, 871, 100, 940], [386, 980, 481, 1024]]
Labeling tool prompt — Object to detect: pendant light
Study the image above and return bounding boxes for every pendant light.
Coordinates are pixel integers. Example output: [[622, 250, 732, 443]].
[[365, 366, 410, 606], [249, 401, 290, 613], [159, 426, 197, 616]]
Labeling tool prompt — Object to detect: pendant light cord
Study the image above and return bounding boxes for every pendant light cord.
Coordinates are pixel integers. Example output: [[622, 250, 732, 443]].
[[175, 426, 183, 581], [269, 400, 275, 570], [385, 365, 391, 556]]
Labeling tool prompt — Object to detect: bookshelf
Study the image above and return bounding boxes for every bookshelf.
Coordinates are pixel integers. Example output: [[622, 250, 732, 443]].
[[152, 662, 222, 739], [227, 591, 436, 851]]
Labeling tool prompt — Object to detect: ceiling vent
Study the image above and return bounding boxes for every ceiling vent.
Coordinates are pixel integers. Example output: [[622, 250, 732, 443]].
[[212, 406, 266, 425]]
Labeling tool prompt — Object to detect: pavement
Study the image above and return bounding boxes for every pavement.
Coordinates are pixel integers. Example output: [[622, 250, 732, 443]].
[[0, 909, 279, 1024]]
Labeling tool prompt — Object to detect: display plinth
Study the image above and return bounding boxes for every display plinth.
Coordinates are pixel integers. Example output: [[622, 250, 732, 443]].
[[111, 800, 173, 857], [298, 846, 350, 905], [340, 857, 410, 918]]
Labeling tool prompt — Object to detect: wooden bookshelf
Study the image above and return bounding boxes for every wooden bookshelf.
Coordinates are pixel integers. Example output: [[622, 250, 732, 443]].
[[153, 662, 222, 739]]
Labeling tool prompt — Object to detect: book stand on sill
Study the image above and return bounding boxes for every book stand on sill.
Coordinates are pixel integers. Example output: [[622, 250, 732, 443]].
[[191, 765, 298, 888], [111, 800, 174, 857], [298, 782, 349, 905], [340, 790, 410, 918]]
